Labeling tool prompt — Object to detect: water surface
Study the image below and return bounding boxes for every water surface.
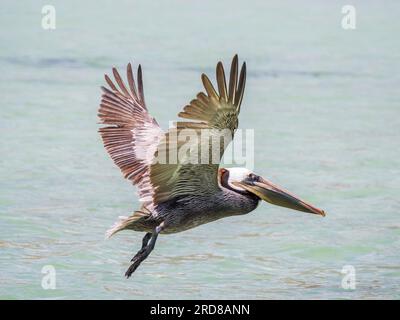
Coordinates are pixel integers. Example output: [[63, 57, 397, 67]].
[[1, 0, 399, 299]]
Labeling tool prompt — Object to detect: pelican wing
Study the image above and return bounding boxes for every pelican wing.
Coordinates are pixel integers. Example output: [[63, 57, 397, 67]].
[[98, 63, 163, 204], [150, 55, 246, 204]]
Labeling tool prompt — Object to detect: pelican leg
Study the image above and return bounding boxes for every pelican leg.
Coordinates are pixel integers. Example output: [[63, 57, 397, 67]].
[[130, 232, 152, 261], [125, 223, 164, 278], [141, 232, 152, 249]]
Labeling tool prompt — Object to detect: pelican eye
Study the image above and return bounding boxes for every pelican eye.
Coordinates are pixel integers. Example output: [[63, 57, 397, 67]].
[[246, 173, 259, 183]]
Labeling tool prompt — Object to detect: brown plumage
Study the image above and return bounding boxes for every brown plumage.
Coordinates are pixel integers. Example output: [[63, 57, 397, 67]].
[[98, 55, 325, 278]]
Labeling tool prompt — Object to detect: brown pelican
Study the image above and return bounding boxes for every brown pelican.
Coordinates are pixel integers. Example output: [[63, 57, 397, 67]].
[[98, 55, 325, 278]]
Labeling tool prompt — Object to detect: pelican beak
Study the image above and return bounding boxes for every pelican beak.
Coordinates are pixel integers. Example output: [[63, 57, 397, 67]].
[[233, 177, 326, 216]]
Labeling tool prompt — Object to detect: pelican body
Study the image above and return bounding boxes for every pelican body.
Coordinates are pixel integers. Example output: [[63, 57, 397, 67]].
[[123, 175, 260, 234], [98, 55, 325, 277]]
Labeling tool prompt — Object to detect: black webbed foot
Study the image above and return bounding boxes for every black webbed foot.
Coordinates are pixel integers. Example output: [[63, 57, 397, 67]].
[[125, 223, 164, 278]]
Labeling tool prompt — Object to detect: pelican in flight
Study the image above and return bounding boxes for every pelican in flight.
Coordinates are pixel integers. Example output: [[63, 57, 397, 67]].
[[98, 55, 325, 278]]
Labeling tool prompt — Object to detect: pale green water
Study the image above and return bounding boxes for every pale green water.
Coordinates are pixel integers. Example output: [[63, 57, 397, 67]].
[[1, 0, 400, 299]]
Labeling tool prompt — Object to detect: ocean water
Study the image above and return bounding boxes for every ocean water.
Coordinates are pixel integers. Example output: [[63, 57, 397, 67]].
[[1, 0, 399, 299]]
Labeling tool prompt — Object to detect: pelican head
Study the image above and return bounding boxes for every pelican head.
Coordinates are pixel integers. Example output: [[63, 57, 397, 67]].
[[220, 167, 325, 216]]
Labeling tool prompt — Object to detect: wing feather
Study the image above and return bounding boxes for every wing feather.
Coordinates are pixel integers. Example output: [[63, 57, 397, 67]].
[[99, 56, 247, 211], [150, 55, 246, 204], [235, 62, 247, 111], [98, 63, 163, 203], [228, 54, 238, 104], [216, 62, 228, 101]]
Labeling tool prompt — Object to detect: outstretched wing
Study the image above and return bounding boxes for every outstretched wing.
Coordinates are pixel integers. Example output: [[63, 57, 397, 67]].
[[98, 63, 163, 204], [150, 55, 246, 204]]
